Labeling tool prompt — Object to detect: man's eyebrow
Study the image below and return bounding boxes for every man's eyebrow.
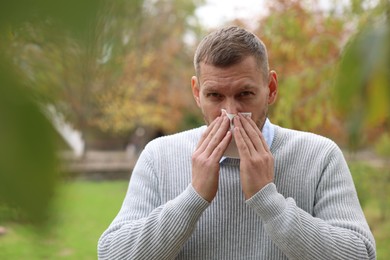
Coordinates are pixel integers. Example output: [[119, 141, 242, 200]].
[[202, 86, 219, 92], [240, 85, 257, 91]]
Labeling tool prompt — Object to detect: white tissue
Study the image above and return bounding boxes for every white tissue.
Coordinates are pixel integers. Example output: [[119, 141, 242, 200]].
[[221, 109, 251, 131], [221, 109, 252, 158]]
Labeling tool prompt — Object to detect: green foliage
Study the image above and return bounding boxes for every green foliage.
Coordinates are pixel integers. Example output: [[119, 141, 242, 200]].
[[94, 0, 203, 135], [0, 0, 102, 225], [4, 0, 204, 140], [253, 0, 346, 137], [0, 0, 102, 41], [0, 57, 59, 225], [333, 7, 390, 254], [334, 2, 390, 148]]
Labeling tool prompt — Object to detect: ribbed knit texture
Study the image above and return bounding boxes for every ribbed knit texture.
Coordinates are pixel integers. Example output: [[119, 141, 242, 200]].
[[98, 125, 376, 259]]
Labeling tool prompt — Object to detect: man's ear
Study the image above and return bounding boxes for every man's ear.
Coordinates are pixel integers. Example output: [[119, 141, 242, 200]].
[[267, 70, 278, 105], [191, 76, 201, 107]]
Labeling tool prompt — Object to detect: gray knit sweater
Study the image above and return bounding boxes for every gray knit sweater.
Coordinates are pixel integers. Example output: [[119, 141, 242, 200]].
[[98, 125, 376, 259]]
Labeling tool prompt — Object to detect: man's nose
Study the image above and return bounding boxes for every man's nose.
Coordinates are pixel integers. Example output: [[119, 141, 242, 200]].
[[224, 99, 240, 114]]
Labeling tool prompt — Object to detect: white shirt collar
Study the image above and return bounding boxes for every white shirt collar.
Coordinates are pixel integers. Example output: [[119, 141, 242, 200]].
[[262, 118, 275, 149]]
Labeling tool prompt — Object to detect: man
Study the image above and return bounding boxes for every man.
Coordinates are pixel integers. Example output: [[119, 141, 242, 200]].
[[98, 26, 376, 259]]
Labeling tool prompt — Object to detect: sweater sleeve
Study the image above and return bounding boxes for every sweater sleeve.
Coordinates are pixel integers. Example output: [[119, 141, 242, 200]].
[[246, 145, 376, 260], [97, 148, 209, 260]]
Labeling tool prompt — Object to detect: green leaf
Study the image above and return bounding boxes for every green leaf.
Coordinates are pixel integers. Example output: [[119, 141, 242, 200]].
[[0, 57, 59, 225], [334, 17, 390, 147]]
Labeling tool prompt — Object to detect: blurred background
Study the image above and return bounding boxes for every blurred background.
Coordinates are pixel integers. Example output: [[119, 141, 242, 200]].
[[0, 0, 389, 259]]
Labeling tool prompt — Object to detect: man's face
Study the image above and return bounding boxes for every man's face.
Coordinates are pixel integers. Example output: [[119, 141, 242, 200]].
[[191, 56, 278, 129]]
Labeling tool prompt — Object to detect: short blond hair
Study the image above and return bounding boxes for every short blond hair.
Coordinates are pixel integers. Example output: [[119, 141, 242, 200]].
[[194, 26, 269, 81]]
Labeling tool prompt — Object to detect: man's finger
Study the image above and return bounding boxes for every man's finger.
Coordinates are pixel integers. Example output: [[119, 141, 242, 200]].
[[196, 116, 221, 151], [234, 116, 256, 154], [210, 130, 232, 159], [204, 116, 230, 157], [239, 114, 269, 153], [237, 114, 262, 152], [244, 114, 262, 137]]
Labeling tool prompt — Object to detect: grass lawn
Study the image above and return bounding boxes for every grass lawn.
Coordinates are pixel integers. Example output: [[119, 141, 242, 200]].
[[365, 203, 390, 260], [0, 180, 128, 260], [0, 163, 389, 259], [349, 162, 390, 260]]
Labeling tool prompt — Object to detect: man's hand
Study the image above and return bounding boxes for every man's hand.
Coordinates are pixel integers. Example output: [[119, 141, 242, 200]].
[[233, 114, 274, 200], [191, 115, 231, 202]]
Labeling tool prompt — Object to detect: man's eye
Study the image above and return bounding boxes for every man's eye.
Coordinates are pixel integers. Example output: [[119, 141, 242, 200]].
[[239, 91, 254, 97], [207, 93, 222, 98]]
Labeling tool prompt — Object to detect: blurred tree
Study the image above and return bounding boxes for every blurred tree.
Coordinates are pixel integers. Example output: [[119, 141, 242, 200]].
[[0, 0, 102, 225], [95, 0, 204, 136], [6, 0, 205, 150], [5, 5, 107, 150], [250, 0, 348, 139]]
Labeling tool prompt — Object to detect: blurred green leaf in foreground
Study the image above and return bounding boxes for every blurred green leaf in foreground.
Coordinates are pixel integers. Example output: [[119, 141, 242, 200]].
[[0, 58, 58, 225], [334, 1, 390, 149], [0, 0, 102, 225]]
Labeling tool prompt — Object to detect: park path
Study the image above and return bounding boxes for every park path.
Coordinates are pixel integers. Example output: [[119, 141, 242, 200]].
[[62, 149, 387, 180]]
